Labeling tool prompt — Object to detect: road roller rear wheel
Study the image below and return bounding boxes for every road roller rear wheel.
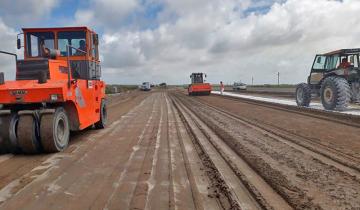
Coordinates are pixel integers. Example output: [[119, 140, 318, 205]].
[[17, 114, 42, 154], [40, 108, 69, 153], [95, 100, 107, 129]]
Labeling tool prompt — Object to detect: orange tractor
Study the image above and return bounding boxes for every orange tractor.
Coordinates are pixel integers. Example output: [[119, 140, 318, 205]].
[[188, 73, 212, 95], [0, 26, 107, 154]]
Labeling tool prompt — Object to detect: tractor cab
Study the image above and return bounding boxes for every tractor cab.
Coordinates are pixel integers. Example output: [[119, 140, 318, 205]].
[[309, 49, 360, 86], [16, 27, 101, 82], [296, 48, 360, 111]]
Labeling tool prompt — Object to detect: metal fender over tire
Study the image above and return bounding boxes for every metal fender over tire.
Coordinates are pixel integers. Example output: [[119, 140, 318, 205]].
[[17, 113, 42, 154], [41, 108, 70, 153], [295, 83, 311, 107], [320, 76, 351, 111], [95, 100, 107, 129]]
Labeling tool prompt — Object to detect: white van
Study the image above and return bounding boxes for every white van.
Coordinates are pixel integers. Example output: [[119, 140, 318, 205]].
[[140, 82, 151, 91]]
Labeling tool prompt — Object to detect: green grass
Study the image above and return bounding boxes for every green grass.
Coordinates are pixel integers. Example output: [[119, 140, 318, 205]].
[[212, 84, 295, 88], [211, 83, 296, 91], [106, 84, 138, 94], [249, 84, 296, 88]]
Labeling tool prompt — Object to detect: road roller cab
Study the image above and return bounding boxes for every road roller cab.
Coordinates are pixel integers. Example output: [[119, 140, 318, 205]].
[[188, 73, 212, 96], [0, 26, 107, 154]]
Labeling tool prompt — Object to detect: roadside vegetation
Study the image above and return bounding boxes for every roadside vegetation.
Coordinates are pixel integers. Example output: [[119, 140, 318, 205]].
[[106, 84, 139, 94]]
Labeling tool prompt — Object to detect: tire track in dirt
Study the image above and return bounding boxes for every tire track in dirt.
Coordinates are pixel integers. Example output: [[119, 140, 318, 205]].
[[0, 92, 151, 209], [176, 92, 360, 210]]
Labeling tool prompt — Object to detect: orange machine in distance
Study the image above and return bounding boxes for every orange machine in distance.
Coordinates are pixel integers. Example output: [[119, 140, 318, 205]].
[[0, 26, 107, 154], [188, 73, 212, 96]]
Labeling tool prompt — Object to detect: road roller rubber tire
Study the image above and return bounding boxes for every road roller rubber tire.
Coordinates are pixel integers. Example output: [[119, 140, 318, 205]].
[[17, 114, 42, 154], [40, 108, 70, 153], [95, 100, 107, 129], [0, 113, 11, 153], [8, 113, 21, 153]]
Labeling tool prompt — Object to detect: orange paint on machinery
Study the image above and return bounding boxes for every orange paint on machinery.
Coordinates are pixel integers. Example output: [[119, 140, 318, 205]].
[[188, 73, 212, 96], [0, 26, 107, 153]]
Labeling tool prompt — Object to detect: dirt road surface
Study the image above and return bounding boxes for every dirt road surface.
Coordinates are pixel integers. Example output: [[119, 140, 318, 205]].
[[0, 90, 359, 210]]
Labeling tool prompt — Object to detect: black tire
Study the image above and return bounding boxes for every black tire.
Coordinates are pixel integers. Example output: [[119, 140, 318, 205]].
[[0, 114, 11, 153], [40, 108, 70, 153], [350, 82, 360, 103], [295, 83, 311, 107], [320, 76, 351, 111], [17, 114, 42, 154], [95, 100, 107, 129], [9, 113, 21, 153]]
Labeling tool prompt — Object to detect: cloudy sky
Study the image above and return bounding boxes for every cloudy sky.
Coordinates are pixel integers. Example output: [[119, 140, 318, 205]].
[[0, 0, 359, 85]]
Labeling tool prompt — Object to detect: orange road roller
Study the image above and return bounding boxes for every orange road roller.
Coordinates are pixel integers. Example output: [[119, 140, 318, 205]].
[[0, 26, 107, 153], [188, 73, 212, 96]]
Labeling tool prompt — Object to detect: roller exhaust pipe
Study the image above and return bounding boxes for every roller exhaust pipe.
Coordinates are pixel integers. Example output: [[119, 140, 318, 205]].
[[38, 71, 47, 84]]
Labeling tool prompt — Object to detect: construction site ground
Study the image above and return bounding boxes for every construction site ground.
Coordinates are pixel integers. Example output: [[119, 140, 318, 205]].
[[1, 89, 360, 210]]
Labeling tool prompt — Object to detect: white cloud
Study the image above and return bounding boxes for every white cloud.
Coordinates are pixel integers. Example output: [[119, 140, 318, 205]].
[[0, 0, 59, 26], [74, 0, 138, 29], [0, 19, 18, 81], [101, 33, 145, 68], [99, 0, 360, 85]]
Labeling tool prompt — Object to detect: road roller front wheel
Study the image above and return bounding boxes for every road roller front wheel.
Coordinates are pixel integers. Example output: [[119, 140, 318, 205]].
[[41, 108, 70, 153], [17, 113, 42, 154]]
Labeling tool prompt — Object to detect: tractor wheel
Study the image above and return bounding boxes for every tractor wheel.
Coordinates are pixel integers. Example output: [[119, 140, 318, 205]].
[[295, 83, 311, 107], [40, 108, 70, 153], [0, 113, 11, 153], [95, 100, 107, 129], [320, 76, 351, 111], [350, 82, 360, 103], [17, 114, 42, 154]]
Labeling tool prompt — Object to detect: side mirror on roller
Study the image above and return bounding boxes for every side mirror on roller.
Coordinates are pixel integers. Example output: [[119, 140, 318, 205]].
[[17, 39, 21, 49]]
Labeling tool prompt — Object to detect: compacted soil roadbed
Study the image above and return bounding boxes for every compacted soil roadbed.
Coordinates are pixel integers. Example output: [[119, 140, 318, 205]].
[[0, 90, 359, 210]]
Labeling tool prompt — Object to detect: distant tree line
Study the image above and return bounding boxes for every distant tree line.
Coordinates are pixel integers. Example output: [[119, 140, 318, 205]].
[[105, 85, 138, 94]]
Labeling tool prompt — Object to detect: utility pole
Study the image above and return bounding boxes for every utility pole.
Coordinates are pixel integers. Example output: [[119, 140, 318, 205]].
[[277, 72, 280, 86], [252, 76, 254, 86]]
